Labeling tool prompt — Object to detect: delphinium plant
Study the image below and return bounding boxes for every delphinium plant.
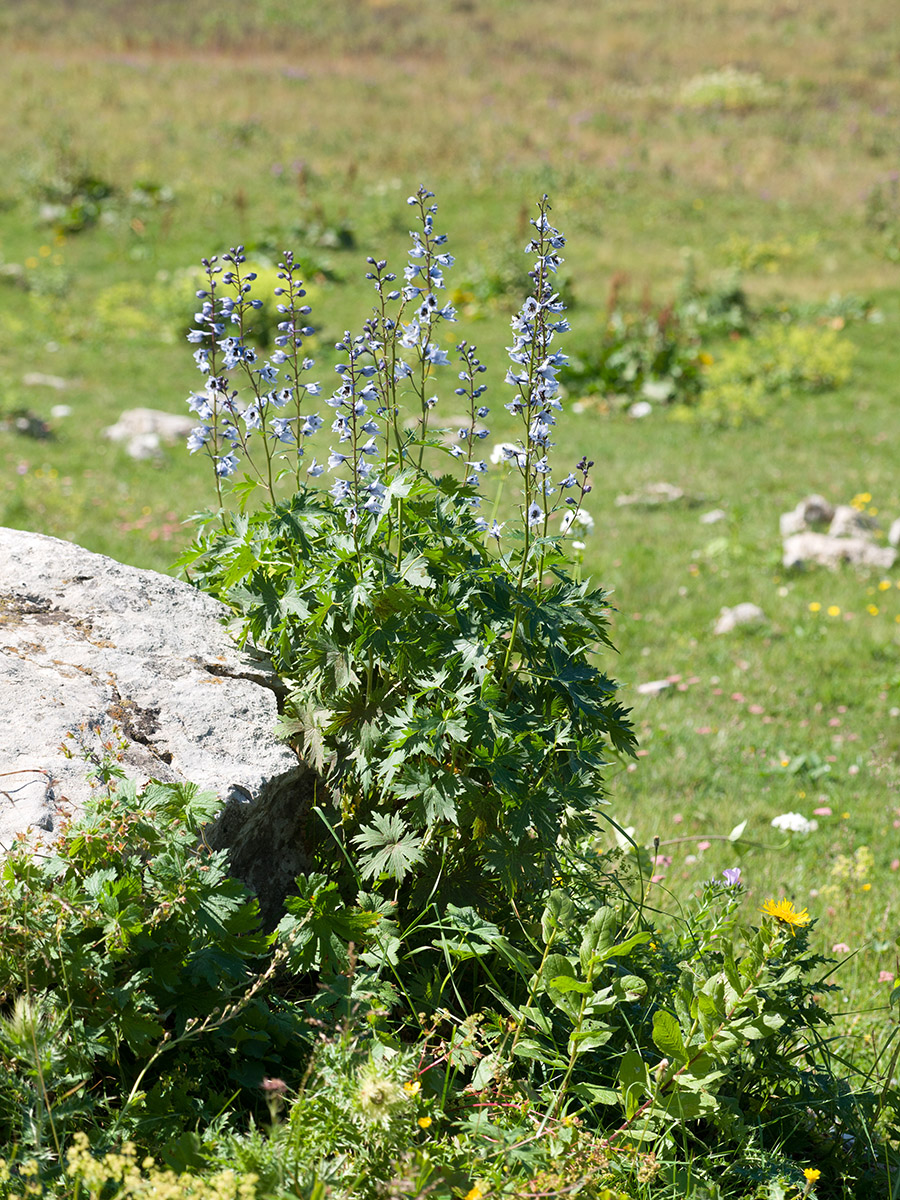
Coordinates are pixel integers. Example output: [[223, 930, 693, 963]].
[[178, 189, 635, 927], [169, 193, 896, 1197]]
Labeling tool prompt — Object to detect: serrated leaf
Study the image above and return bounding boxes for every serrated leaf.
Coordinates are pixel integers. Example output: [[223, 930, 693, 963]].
[[398, 553, 433, 589], [351, 814, 424, 883]]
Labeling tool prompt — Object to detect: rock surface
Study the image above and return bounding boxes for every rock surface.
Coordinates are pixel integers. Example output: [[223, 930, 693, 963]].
[[782, 531, 895, 570], [0, 526, 311, 924], [713, 602, 766, 635], [103, 408, 196, 460], [779, 494, 896, 572]]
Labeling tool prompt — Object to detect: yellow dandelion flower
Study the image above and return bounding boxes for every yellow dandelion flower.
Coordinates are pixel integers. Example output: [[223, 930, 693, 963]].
[[39, 244, 51, 257], [25, 256, 38, 269], [418, 1115, 432, 1129], [842, 811, 850, 819], [761, 897, 811, 932], [403, 1080, 421, 1096], [804, 1167, 821, 1183], [879, 580, 892, 591], [827, 605, 840, 616], [466, 1187, 484, 1200], [808, 602, 821, 613], [868, 605, 879, 616], [861, 883, 871, 892]]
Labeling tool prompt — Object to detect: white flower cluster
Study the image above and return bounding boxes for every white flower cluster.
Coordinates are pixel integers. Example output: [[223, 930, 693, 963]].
[[771, 812, 818, 835]]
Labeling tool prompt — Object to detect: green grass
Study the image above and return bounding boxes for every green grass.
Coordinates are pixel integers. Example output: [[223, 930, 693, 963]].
[[3, 0, 900, 1184]]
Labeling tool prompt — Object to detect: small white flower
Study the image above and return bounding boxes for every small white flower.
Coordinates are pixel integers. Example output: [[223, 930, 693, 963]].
[[490, 441, 519, 465], [771, 812, 818, 835], [560, 508, 594, 534]]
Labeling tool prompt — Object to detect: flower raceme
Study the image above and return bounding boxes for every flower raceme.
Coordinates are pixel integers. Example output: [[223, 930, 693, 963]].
[[184, 188, 596, 558]]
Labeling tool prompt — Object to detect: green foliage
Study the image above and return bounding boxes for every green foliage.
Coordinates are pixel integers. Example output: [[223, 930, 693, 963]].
[[687, 324, 857, 427], [563, 263, 857, 429], [0, 775, 311, 1155], [179, 191, 635, 930], [186, 479, 632, 921]]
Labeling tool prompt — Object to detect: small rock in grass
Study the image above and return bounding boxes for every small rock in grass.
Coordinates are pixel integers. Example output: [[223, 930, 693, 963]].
[[828, 505, 878, 540], [104, 407, 197, 461], [889, 519, 900, 548], [628, 400, 653, 419], [714, 602, 766, 635], [700, 508, 726, 524], [23, 372, 68, 390], [782, 532, 895, 570], [636, 679, 671, 696], [615, 481, 685, 507]]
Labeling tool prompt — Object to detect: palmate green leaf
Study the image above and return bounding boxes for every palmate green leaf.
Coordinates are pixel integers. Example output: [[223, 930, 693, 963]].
[[351, 814, 425, 882], [398, 552, 433, 589]]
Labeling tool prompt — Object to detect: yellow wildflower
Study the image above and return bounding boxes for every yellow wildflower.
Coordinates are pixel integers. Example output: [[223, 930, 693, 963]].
[[879, 580, 892, 591], [804, 1167, 821, 1183], [868, 605, 879, 616], [403, 1080, 421, 1097], [827, 605, 840, 616], [418, 1116, 432, 1129], [808, 602, 821, 613], [761, 897, 811, 932], [466, 1187, 484, 1200]]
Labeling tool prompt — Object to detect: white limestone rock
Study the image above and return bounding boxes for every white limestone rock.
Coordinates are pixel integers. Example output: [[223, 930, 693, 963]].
[[0, 527, 312, 924], [714, 603, 766, 635]]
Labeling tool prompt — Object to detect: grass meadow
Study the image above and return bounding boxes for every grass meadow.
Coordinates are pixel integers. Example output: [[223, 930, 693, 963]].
[[3, 1, 900, 1192]]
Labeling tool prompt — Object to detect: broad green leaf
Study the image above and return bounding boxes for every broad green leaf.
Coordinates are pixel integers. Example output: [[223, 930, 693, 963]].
[[618, 1047, 648, 1120], [541, 889, 576, 944], [612, 974, 649, 1001], [567, 1028, 613, 1055], [471, 1052, 501, 1090], [650, 1088, 719, 1122], [570, 1083, 620, 1106], [548, 975, 592, 994], [652, 1010, 687, 1064], [580, 906, 618, 972], [511, 1039, 567, 1069]]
